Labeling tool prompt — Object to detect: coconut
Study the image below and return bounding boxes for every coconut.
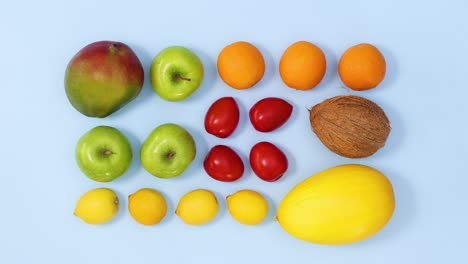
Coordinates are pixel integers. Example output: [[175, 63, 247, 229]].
[[309, 95, 391, 158]]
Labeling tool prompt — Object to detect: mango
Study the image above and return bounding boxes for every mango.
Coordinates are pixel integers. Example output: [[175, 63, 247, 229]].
[[65, 41, 144, 117]]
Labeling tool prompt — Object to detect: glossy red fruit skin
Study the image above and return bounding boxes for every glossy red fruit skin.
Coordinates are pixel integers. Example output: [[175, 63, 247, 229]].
[[204, 145, 244, 182], [204, 97, 240, 138], [249, 142, 288, 182], [249, 97, 293, 132]]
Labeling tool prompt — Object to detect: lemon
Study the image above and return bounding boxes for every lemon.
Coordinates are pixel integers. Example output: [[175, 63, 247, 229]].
[[175, 189, 219, 225], [74, 188, 119, 224], [227, 189, 268, 225], [277, 164, 395, 245], [128, 188, 167, 225]]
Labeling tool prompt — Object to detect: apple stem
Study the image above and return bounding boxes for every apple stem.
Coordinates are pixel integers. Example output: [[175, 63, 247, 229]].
[[103, 150, 113, 156], [109, 43, 120, 54], [174, 74, 191, 82], [166, 151, 175, 160]]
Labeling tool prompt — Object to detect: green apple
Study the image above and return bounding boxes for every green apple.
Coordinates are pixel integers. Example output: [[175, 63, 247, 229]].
[[141, 123, 196, 178], [150, 46, 204, 101], [65, 41, 144, 117], [76, 126, 133, 182]]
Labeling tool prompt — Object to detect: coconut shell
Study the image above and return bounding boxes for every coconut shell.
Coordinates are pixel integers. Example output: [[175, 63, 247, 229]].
[[309, 95, 391, 158]]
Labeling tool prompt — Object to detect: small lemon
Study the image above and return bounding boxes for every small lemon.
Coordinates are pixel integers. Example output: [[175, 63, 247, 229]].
[[227, 190, 268, 225], [74, 188, 119, 224], [128, 188, 167, 225], [176, 189, 219, 225]]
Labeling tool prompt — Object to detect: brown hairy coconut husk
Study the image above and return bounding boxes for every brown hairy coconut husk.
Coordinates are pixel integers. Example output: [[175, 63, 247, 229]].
[[309, 95, 391, 158]]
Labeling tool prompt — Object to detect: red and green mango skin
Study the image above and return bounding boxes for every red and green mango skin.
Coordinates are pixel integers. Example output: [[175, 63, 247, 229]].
[[65, 41, 144, 117]]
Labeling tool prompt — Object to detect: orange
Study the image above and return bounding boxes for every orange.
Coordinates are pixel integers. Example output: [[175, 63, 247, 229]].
[[128, 188, 167, 225], [217, 41, 265, 89], [279, 41, 326, 90], [338, 43, 386, 91]]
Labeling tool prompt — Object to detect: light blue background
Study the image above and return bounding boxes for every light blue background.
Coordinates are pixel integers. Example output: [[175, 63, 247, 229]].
[[1, 0, 467, 263]]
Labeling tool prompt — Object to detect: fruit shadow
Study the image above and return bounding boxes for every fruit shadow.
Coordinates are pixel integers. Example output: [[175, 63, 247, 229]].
[[113, 43, 156, 117], [316, 43, 340, 91], [274, 99, 301, 134], [227, 96, 249, 140], [269, 140, 298, 185], [228, 145, 253, 185], [157, 189, 176, 226], [374, 44, 398, 91], [257, 191, 277, 227], [113, 128, 142, 184], [255, 43, 276, 88], [368, 99, 405, 158], [350, 166, 416, 247], [108, 189, 127, 225], [185, 47, 217, 102], [174, 124, 210, 182], [208, 190, 228, 226]]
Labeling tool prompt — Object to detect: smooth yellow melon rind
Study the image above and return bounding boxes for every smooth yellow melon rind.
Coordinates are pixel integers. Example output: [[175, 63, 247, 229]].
[[277, 164, 395, 245]]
